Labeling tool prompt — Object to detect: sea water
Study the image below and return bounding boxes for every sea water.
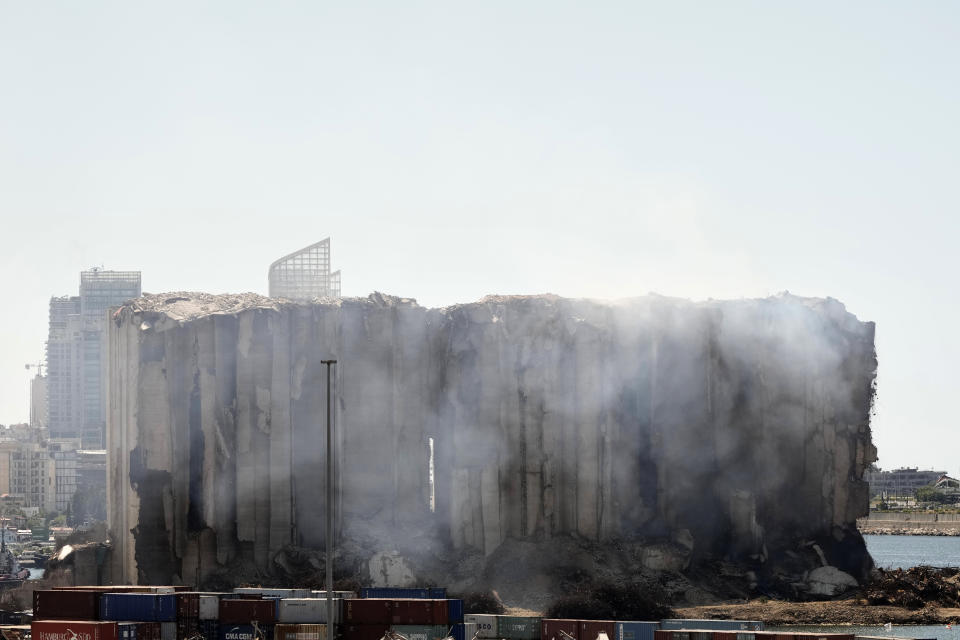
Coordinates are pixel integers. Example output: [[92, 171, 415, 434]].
[[772, 625, 959, 640], [864, 534, 960, 569]]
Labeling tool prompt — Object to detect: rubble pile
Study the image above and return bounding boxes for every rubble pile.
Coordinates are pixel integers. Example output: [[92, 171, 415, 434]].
[[864, 566, 960, 608], [105, 291, 876, 600]]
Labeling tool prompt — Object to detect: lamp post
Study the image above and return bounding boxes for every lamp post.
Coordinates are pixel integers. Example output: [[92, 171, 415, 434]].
[[320, 359, 337, 640]]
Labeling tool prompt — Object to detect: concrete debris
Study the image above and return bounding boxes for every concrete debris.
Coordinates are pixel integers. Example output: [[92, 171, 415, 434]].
[[105, 291, 877, 594], [805, 566, 859, 596]]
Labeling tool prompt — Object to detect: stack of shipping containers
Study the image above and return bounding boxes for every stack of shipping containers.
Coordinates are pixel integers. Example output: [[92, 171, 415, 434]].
[[28, 584, 879, 640]]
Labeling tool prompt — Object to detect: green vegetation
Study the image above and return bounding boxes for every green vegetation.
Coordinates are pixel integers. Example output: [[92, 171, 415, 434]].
[[915, 486, 956, 505]]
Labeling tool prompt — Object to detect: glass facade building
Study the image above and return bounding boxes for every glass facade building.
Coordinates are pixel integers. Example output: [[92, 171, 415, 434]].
[[268, 238, 342, 300]]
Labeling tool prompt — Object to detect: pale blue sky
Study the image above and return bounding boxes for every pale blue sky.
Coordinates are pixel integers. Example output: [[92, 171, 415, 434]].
[[1, 2, 956, 472]]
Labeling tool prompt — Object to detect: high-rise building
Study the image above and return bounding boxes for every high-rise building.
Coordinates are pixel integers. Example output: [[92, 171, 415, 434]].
[[268, 238, 341, 300], [47, 269, 141, 449], [47, 296, 82, 440], [30, 375, 48, 430]]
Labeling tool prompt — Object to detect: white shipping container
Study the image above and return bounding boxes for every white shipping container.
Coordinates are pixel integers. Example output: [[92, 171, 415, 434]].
[[200, 595, 220, 620], [464, 616, 498, 639], [278, 598, 342, 624], [462, 623, 479, 640], [235, 588, 314, 599], [310, 591, 356, 600], [161, 623, 176, 640]]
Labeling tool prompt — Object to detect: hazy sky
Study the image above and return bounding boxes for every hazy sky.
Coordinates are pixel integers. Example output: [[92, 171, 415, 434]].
[[1, 2, 956, 473]]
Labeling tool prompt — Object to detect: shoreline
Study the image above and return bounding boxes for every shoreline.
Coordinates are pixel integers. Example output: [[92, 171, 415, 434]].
[[860, 527, 960, 536], [676, 600, 960, 625]]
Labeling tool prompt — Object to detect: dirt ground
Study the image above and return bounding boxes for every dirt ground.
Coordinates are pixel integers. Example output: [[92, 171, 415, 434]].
[[676, 599, 960, 625]]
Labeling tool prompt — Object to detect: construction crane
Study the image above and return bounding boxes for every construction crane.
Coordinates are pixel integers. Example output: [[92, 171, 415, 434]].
[[24, 362, 44, 377]]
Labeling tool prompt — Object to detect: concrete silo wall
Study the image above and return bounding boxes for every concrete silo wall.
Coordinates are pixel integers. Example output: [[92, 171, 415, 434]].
[[106, 292, 876, 586]]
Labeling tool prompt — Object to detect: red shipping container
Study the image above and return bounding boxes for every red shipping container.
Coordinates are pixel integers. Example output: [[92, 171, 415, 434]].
[[390, 600, 446, 625], [52, 587, 155, 593], [137, 623, 162, 640], [218, 600, 277, 624], [33, 591, 101, 621], [342, 625, 389, 640], [774, 635, 794, 640], [177, 594, 200, 619], [542, 620, 579, 640], [344, 600, 392, 625], [580, 621, 614, 640], [33, 620, 118, 640], [712, 634, 738, 640], [654, 632, 674, 640]]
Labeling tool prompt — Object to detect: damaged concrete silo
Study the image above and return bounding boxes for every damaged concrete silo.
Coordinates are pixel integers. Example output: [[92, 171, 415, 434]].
[[105, 292, 876, 590]]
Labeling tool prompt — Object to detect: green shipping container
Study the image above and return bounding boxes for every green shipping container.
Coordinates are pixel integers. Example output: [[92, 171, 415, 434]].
[[390, 625, 450, 640], [499, 617, 542, 640]]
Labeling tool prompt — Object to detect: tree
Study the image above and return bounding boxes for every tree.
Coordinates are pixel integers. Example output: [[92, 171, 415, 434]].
[[915, 486, 951, 504]]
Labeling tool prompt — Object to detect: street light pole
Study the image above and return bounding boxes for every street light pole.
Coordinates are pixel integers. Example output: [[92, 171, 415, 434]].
[[321, 359, 337, 640]]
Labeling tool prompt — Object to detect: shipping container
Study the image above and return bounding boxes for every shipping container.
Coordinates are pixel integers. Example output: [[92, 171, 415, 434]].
[[310, 592, 356, 600], [218, 625, 274, 640], [711, 634, 737, 640], [389, 626, 449, 640], [654, 632, 672, 640], [446, 602, 463, 625], [391, 601, 447, 626], [160, 624, 176, 640], [580, 622, 614, 640], [176, 594, 200, 619], [235, 591, 313, 600], [360, 590, 448, 601], [498, 617, 541, 640], [197, 621, 218, 640], [219, 601, 277, 625], [660, 623, 763, 633], [274, 625, 328, 640], [341, 626, 389, 640], [33, 620, 118, 640], [100, 594, 177, 623], [137, 623, 161, 640], [200, 597, 220, 621], [615, 622, 658, 640], [345, 601, 393, 626], [118, 623, 138, 640], [462, 616, 497, 640], [33, 591, 101, 621], [541, 620, 578, 640], [277, 600, 341, 624], [177, 618, 200, 640], [52, 587, 174, 594], [451, 623, 477, 640]]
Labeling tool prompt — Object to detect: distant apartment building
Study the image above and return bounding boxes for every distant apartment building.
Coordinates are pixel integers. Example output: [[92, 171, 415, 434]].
[[0, 428, 55, 513], [268, 238, 341, 300], [866, 467, 947, 497], [47, 269, 141, 449]]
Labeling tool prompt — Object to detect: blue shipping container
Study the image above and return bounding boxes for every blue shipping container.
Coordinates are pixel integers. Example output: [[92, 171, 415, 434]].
[[615, 622, 658, 640], [658, 622, 763, 632], [427, 589, 447, 600], [447, 600, 463, 624], [219, 625, 275, 640], [360, 588, 430, 599], [100, 594, 177, 622]]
